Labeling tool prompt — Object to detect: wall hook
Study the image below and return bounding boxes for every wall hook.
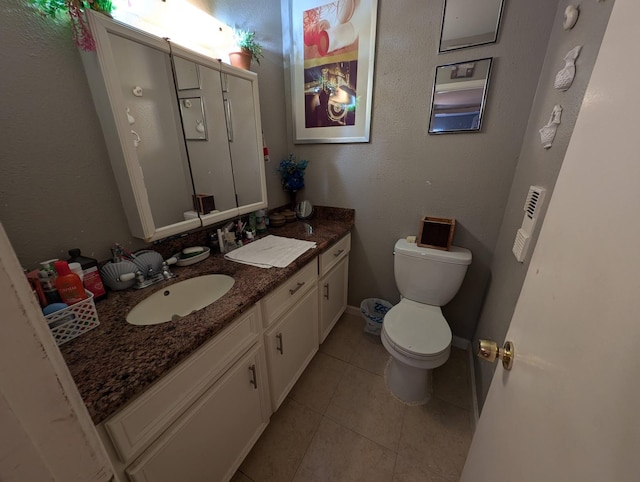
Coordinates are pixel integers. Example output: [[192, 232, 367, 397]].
[[132, 86, 143, 97], [196, 119, 205, 133], [126, 108, 135, 125]]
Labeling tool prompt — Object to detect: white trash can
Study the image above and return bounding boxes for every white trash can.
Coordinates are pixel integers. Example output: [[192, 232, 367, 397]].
[[360, 298, 393, 335]]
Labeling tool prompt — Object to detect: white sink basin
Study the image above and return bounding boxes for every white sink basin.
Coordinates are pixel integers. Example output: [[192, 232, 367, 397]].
[[126, 275, 235, 326]]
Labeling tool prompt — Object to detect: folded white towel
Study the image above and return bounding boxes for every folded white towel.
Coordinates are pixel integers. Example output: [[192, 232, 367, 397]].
[[224, 235, 316, 268]]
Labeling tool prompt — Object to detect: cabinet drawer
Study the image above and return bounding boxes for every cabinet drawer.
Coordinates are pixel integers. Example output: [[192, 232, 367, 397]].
[[261, 260, 317, 328], [319, 233, 351, 276], [104, 305, 261, 463]]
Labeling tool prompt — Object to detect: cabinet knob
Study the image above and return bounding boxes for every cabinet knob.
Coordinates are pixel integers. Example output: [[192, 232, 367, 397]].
[[334, 249, 345, 257]]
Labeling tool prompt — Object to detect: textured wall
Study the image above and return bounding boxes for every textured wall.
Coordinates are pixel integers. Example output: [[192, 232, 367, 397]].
[[282, 0, 558, 339], [472, 0, 615, 408], [0, 0, 149, 265], [1, 0, 593, 348]]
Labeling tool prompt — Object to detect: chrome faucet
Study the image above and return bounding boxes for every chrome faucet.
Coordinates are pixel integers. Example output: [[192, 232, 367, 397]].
[[133, 255, 177, 289], [161, 261, 175, 280]]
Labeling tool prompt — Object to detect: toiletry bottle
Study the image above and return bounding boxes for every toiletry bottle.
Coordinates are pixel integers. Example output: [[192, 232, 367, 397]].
[[25, 269, 47, 308], [38, 259, 62, 305], [67, 249, 107, 301], [54, 261, 88, 305], [256, 210, 267, 234]]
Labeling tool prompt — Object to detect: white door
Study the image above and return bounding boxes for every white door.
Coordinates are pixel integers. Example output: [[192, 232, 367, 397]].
[[461, 0, 640, 480]]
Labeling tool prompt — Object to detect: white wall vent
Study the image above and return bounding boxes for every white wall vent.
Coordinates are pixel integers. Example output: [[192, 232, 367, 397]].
[[513, 186, 547, 263]]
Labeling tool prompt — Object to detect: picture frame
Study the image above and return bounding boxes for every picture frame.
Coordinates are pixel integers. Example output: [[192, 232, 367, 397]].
[[289, 0, 378, 143]]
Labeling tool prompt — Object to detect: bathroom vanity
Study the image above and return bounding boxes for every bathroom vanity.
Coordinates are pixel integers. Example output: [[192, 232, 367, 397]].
[[59, 209, 353, 482]]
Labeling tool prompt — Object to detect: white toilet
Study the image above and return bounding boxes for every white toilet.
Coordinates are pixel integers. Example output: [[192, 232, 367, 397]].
[[381, 239, 472, 404]]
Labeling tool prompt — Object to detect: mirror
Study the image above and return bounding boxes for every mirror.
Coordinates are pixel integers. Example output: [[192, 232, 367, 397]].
[[170, 51, 268, 225], [428, 57, 492, 134], [220, 71, 265, 212], [179, 97, 207, 140], [173, 56, 200, 90], [296, 200, 314, 220], [439, 0, 505, 53], [107, 32, 197, 231], [172, 56, 238, 221]]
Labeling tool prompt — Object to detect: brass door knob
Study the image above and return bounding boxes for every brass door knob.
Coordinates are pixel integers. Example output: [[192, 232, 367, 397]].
[[477, 339, 515, 370]]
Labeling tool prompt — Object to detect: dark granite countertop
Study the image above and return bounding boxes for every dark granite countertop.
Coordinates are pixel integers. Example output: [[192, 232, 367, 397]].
[[60, 207, 354, 424]]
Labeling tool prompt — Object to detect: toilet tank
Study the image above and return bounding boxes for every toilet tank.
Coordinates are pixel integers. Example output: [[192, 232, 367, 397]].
[[394, 239, 472, 306]]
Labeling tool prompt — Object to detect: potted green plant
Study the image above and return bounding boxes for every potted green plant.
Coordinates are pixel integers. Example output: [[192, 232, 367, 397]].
[[229, 28, 264, 70]]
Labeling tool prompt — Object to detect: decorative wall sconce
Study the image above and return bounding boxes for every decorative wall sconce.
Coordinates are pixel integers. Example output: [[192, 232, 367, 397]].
[[131, 130, 142, 148], [539, 104, 562, 149], [555, 46, 582, 91], [563, 5, 579, 30]]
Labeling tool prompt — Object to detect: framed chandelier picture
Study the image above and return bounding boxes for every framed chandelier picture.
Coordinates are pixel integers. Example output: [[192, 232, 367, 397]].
[[289, 0, 378, 143]]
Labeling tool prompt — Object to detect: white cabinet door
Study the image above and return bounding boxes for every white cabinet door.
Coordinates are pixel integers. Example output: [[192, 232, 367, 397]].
[[81, 11, 201, 241], [221, 69, 268, 215], [319, 255, 349, 343], [264, 286, 319, 410], [126, 343, 270, 482]]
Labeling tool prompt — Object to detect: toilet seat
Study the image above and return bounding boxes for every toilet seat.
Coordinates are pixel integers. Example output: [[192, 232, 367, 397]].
[[382, 299, 451, 360]]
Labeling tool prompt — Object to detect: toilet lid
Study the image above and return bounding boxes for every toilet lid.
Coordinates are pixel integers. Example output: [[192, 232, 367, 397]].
[[383, 299, 451, 358]]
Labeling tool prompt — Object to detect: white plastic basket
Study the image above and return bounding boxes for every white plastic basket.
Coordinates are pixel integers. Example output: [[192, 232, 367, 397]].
[[45, 291, 100, 346]]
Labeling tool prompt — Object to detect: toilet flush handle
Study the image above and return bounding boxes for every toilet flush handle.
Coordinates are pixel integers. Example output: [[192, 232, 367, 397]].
[[477, 339, 515, 370]]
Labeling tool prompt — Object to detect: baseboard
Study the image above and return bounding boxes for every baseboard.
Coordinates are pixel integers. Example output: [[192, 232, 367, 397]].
[[451, 335, 469, 349], [466, 344, 480, 430], [345, 304, 360, 317]]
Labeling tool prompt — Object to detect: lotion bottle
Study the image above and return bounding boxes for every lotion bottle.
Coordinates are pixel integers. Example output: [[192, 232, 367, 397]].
[[54, 261, 88, 305], [67, 249, 107, 301]]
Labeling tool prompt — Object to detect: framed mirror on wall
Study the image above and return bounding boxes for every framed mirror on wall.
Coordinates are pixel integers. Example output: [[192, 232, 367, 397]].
[[439, 0, 505, 53], [428, 57, 493, 134]]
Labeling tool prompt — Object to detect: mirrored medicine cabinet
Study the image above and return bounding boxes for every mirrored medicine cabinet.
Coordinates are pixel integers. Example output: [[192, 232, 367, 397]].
[[80, 11, 267, 242]]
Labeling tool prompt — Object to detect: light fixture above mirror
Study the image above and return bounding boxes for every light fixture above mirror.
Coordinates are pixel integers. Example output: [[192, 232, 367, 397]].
[[428, 57, 493, 134], [439, 0, 505, 53]]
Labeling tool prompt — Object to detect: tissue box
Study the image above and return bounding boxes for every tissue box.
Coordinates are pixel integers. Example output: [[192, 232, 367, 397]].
[[192, 194, 215, 214], [417, 216, 455, 251]]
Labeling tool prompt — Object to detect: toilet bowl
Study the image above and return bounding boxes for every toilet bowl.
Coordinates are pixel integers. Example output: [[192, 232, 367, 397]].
[[381, 299, 451, 403], [381, 239, 471, 404]]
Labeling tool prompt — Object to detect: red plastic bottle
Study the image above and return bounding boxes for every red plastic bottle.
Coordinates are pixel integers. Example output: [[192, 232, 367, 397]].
[[54, 261, 88, 305], [67, 249, 106, 301]]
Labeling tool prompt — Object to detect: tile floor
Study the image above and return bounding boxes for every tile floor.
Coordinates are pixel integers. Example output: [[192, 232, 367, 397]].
[[233, 311, 474, 482]]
